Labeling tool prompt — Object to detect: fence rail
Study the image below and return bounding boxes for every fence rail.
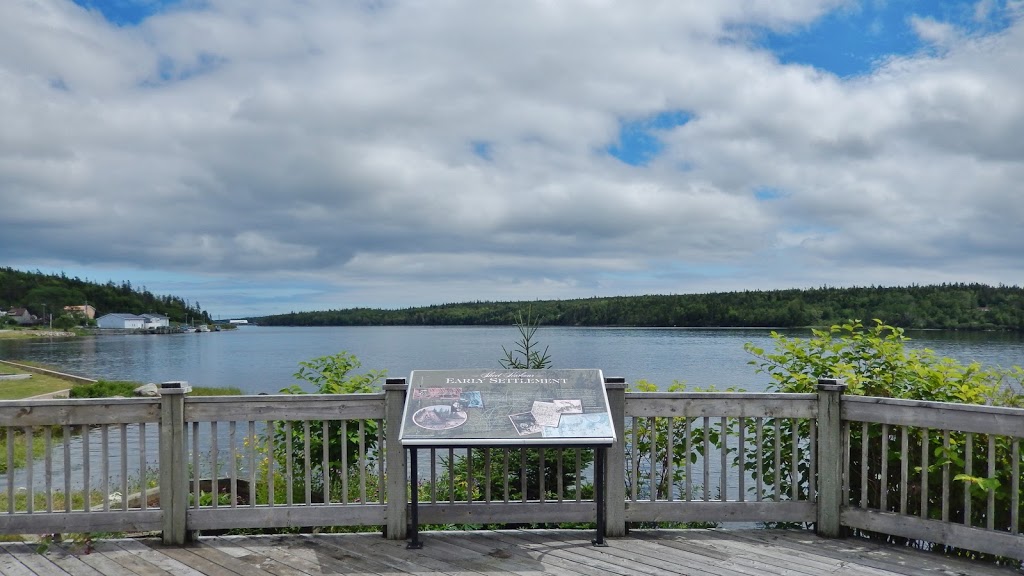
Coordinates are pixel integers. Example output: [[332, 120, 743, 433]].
[[0, 378, 1021, 561]]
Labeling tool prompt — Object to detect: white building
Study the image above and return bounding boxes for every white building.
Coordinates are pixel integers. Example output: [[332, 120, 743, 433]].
[[141, 313, 170, 330], [96, 313, 146, 330]]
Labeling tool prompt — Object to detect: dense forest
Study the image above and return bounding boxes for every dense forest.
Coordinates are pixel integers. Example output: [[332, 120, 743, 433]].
[[0, 267, 210, 325], [255, 284, 1024, 331]]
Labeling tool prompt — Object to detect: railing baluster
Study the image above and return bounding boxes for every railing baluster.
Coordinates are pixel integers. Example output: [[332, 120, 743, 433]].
[[809, 417, 816, 503], [341, 420, 349, 504], [248, 421, 256, 508], [358, 420, 367, 505], [44, 427, 53, 513], [685, 417, 693, 502], [987, 434, 995, 531], [211, 421, 219, 509], [841, 421, 850, 506], [120, 423, 128, 511], [428, 446, 435, 504], [25, 428, 33, 514], [82, 426, 90, 513], [520, 449, 527, 503], [774, 419, 781, 502], [484, 448, 492, 503], [191, 421, 199, 509], [321, 420, 330, 505], [303, 421, 311, 505], [447, 446, 455, 503], [791, 419, 798, 502], [229, 421, 238, 508], [704, 416, 712, 502], [285, 421, 293, 506], [1012, 438, 1019, 535], [736, 417, 743, 503], [468, 448, 474, 503], [754, 417, 762, 502], [880, 424, 889, 512], [556, 448, 563, 502], [860, 422, 869, 509], [266, 419, 275, 507], [538, 449, 546, 503], [900, 426, 909, 515], [377, 419, 385, 505], [101, 425, 109, 512], [502, 448, 509, 503], [920, 428, 929, 519], [6, 428, 13, 514], [667, 417, 675, 502], [140, 423, 148, 511], [575, 448, 582, 502], [63, 425, 71, 513], [630, 417, 639, 502], [721, 416, 728, 502], [649, 417, 657, 502], [941, 430, 949, 522], [964, 432, 973, 526]]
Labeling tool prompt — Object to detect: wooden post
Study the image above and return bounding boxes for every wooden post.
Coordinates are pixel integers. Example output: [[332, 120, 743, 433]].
[[816, 378, 846, 538], [604, 376, 627, 537], [383, 378, 408, 540], [159, 381, 191, 545]]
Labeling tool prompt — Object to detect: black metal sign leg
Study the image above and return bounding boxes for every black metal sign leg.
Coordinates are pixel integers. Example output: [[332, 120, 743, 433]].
[[407, 448, 423, 549], [592, 447, 607, 547]]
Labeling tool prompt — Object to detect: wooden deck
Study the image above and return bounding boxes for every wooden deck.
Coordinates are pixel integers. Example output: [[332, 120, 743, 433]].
[[1, 529, 1020, 576]]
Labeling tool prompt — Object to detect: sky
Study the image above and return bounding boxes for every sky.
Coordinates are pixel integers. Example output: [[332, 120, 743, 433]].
[[2, 0, 1023, 319]]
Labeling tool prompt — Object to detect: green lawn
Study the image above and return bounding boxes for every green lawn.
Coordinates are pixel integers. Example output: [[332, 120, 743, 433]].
[[0, 368, 74, 400]]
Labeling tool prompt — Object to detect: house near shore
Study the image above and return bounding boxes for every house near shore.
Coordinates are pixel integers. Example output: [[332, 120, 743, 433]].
[[63, 304, 96, 320], [96, 313, 146, 330], [6, 308, 36, 326]]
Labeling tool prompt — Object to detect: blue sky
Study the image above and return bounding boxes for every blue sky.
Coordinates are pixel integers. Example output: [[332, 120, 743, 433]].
[[3, 1, 1023, 318]]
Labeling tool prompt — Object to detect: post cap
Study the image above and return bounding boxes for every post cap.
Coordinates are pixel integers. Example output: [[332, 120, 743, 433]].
[[383, 378, 407, 391], [604, 376, 627, 389], [816, 377, 847, 392], [159, 381, 192, 395]]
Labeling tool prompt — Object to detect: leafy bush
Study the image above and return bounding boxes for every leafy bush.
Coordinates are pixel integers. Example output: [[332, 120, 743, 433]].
[[274, 352, 385, 503], [743, 319, 1024, 547]]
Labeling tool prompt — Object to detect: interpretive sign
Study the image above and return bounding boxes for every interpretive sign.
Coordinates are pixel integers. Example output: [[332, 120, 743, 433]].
[[399, 369, 616, 446]]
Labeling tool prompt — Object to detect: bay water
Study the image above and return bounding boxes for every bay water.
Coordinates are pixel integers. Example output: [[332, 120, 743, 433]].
[[2, 326, 1022, 494], [3, 326, 1023, 394]]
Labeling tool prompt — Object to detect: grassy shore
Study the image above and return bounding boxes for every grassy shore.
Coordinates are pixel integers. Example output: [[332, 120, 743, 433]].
[[0, 366, 77, 400], [0, 328, 77, 340]]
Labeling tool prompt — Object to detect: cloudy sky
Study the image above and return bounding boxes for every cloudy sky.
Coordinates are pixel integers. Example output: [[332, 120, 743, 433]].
[[2, 0, 1023, 318]]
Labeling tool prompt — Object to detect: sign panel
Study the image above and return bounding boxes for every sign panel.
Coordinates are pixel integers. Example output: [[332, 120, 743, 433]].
[[399, 369, 616, 446]]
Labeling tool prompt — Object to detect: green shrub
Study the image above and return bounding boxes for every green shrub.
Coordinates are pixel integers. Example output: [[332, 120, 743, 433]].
[[68, 380, 138, 398]]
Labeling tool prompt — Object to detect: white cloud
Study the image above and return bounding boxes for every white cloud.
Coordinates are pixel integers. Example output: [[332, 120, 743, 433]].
[[1, 0, 1022, 316]]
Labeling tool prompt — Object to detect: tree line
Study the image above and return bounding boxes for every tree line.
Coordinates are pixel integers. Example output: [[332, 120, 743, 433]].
[[255, 283, 1024, 331], [0, 267, 210, 326]]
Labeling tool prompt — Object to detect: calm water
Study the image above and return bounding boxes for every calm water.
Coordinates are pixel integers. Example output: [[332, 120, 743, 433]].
[[2, 326, 1023, 492], [2, 326, 1023, 394]]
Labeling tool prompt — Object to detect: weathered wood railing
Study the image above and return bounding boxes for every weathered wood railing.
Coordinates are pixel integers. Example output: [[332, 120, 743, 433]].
[[1, 378, 1021, 561]]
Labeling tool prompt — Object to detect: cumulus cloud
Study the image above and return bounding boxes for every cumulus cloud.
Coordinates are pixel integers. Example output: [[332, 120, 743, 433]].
[[0, 0, 1022, 315]]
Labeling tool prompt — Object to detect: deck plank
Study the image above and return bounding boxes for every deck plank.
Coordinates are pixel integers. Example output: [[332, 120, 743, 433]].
[[645, 530, 890, 576], [745, 530, 1019, 576], [430, 531, 581, 576], [3, 543, 74, 576], [2, 529, 1021, 576]]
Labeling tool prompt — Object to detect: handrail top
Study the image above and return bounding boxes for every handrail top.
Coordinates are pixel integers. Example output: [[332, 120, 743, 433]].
[[625, 392, 817, 400], [844, 394, 1024, 416]]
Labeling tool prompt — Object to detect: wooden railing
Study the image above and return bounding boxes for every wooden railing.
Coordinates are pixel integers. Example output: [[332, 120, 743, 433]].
[[0, 378, 1021, 561]]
